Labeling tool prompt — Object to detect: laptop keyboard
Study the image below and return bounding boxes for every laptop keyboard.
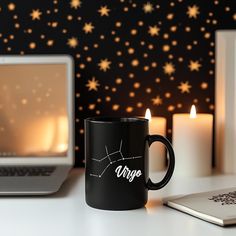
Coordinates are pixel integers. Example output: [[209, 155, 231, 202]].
[[0, 167, 56, 177]]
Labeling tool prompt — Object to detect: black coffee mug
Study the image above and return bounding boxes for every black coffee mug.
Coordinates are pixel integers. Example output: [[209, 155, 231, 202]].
[[85, 117, 175, 210]]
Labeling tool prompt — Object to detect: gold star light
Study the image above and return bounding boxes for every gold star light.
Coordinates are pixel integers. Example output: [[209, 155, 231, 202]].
[[67, 37, 78, 48], [8, 3, 16, 11], [98, 6, 110, 16], [163, 62, 175, 75], [201, 82, 208, 90], [47, 40, 54, 46], [29, 42, 36, 49], [233, 14, 236, 21], [143, 2, 154, 13], [187, 5, 200, 19], [148, 25, 160, 36], [83, 22, 94, 34], [86, 77, 100, 91], [189, 60, 202, 71], [98, 59, 111, 72], [70, 0, 82, 9], [152, 96, 162, 106], [88, 104, 96, 110], [30, 9, 42, 20], [112, 104, 120, 111], [178, 81, 192, 93]]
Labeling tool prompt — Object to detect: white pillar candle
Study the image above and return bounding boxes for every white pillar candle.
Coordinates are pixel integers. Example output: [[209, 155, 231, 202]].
[[145, 109, 167, 171], [173, 105, 213, 177]]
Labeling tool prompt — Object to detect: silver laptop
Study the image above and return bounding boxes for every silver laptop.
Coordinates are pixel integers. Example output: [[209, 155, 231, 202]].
[[0, 55, 74, 195]]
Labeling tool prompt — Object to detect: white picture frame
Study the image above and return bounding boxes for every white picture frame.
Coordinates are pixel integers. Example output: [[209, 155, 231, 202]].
[[215, 30, 236, 173]]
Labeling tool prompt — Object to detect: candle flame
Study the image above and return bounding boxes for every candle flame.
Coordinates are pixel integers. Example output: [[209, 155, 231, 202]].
[[145, 108, 152, 121], [190, 105, 197, 119]]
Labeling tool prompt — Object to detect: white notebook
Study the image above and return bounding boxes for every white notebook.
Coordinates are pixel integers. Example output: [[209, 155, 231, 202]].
[[164, 188, 236, 226]]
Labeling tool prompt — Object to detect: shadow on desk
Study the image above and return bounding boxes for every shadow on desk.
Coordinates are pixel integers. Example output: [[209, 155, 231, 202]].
[[50, 168, 83, 198]]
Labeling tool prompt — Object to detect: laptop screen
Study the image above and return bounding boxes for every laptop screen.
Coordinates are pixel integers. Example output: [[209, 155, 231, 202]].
[[0, 63, 68, 157]]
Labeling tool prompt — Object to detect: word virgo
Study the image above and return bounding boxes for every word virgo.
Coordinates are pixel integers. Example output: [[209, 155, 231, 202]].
[[115, 165, 142, 182]]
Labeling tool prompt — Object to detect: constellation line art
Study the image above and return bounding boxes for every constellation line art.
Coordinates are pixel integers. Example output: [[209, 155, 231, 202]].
[[90, 140, 142, 178]]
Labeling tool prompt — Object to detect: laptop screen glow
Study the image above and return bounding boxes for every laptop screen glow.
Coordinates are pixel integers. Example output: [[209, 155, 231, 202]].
[[0, 64, 68, 157]]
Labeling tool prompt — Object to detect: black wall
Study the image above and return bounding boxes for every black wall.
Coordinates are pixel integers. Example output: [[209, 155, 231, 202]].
[[0, 0, 235, 166]]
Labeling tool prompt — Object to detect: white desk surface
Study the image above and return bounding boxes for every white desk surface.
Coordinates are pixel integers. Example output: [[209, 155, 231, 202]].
[[1, 168, 236, 236]]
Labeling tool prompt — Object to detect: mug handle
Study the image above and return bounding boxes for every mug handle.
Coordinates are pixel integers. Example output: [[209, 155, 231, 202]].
[[146, 135, 175, 190]]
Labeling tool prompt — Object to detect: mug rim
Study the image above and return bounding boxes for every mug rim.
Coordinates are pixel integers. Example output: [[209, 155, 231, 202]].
[[85, 117, 148, 123]]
